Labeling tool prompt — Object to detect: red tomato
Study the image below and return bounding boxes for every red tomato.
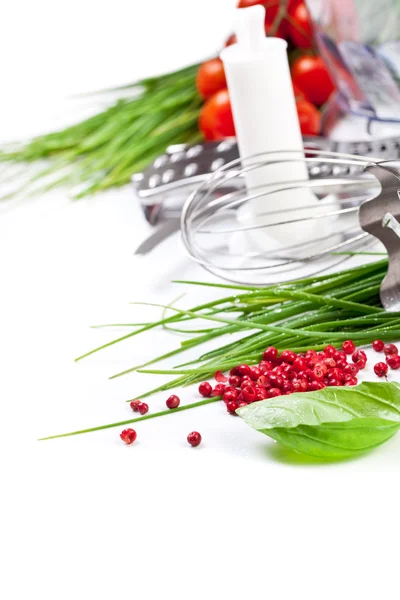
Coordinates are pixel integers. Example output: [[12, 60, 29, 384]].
[[196, 59, 227, 99], [288, 1, 313, 49], [296, 99, 321, 136], [237, 0, 293, 39], [292, 82, 305, 101], [199, 89, 236, 141], [291, 55, 335, 106]]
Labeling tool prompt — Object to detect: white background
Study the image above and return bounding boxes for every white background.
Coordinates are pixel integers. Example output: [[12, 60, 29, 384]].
[[1, 1, 400, 599]]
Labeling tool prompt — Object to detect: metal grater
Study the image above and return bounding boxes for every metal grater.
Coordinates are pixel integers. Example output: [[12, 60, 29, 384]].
[[132, 136, 400, 253]]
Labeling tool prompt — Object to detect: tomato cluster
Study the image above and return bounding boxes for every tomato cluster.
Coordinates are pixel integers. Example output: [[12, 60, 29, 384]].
[[196, 0, 335, 141]]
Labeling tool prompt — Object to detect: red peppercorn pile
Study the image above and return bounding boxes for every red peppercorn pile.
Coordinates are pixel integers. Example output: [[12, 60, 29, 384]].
[[198, 343, 367, 415], [197, 340, 400, 415]]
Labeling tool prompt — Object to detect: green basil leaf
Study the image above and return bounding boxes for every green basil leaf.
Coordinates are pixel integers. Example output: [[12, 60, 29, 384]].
[[237, 382, 400, 459]]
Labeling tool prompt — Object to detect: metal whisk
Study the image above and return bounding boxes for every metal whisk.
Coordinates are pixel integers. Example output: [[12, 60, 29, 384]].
[[181, 149, 398, 286]]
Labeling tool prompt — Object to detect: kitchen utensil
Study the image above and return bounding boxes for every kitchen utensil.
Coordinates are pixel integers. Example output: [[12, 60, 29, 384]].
[[180, 149, 399, 301], [359, 161, 400, 310], [132, 135, 400, 234]]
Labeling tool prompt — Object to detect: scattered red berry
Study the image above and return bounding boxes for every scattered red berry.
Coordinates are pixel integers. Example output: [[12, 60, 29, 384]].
[[130, 400, 141, 412], [237, 364, 251, 377], [267, 373, 284, 389], [263, 347, 278, 361], [226, 400, 238, 414], [292, 357, 307, 372], [384, 343, 398, 356], [372, 339, 384, 352], [292, 380, 308, 393], [228, 375, 241, 387], [198, 381, 212, 397], [223, 389, 239, 404], [256, 387, 268, 400], [307, 381, 320, 391], [259, 360, 273, 372], [241, 385, 257, 403], [256, 375, 269, 388], [313, 363, 327, 380], [137, 402, 149, 415], [386, 354, 400, 370], [166, 395, 180, 409], [324, 345, 336, 357], [212, 384, 226, 397], [249, 366, 262, 380], [344, 377, 358, 386], [282, 381, 293, 394], [352, 350, 367, 365], [346, 358, 359, 372], [187, 431, 202, 447], [323, 357, 336, 369], [280, 350, 296, 364], [214, 370, 228, 383], [374, 362, 388, 378], [120, 429, 137, 445], [328, 368, 344, 383], [240, 378, 252, 389], [342, 340, 356, 354]]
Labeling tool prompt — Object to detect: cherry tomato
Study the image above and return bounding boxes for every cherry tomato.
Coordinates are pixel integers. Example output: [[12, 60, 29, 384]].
[[288, 1, 313, 49], [237, 0, 293, 39], [199, 89, 236, 141], [292, 82, 305, 101], [196, 58, 227, 100], [296, 99, 321, 136], [291, 55, 335, 106]]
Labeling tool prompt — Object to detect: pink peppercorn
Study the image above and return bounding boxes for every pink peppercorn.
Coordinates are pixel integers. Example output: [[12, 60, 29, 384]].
[[130, 400, 141, 412], [374, 362, 388, 378], [263, 347, 278, 361], [280, 350, 296, 364], [120, 429, 137, 445], [223, 389, 239, 404], [372, 340, 384, 352], [212, 384, 226, 397], [214, 370, 228, 383], [166, 395, 180, 409], [384, 343, 398, 356], [342, 340, 356, 354], [324, 345, 336, 357], [198, 382, 212, 397], [226, 400, 238, 414], [137, 402, 149, 415], [386, 354, 400, 370], [228, 375, 241, 388], [241, 385, 257, 403], [352, 350, 367, 365], [187, 431, 202, 447]]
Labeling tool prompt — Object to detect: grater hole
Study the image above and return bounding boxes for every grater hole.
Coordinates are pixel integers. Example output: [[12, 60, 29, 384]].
[[162, 169, 175, 184], [184, 163, 198, 177], [154, 155, 167, 168], [149, 174, 161, 188], [211, 158, 225, 171], [186, 145, 203, 158], [170, 152, 185, 163]]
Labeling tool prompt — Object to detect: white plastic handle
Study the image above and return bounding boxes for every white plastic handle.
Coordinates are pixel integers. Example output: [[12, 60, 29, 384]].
[[235, 4, 266, 52]]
